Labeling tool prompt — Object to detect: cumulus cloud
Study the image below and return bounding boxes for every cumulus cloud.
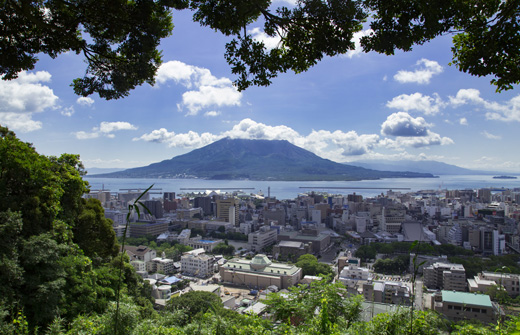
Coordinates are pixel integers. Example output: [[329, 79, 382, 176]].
[[250, 27, 282, 50], [156, 60, 242, 116], [133, 128, 218, 148], [181, 86, 241, 116], [459, 117, 468, 125], [449, 89, 520, 122], [380, 112, 430, 137], [394, 59, 443, 84], [135, 118, 452, 162], [380, 131, 454, 149], [0, 71, 59, 132], [343, 29, 373, 58], [77, 97, 94, 107], [0, 112, 42, 133], [222, 118, 301, 142], [481, 131, 501, 140], [75, 121, 138, 139], [386, 92, 445, 115]]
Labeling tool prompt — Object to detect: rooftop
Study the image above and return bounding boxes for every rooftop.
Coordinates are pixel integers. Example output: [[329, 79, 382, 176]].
[[441, 290, 492, 307]]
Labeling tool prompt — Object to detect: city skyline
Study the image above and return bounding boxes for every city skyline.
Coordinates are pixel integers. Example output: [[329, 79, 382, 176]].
[[2, 5, 520, 173]]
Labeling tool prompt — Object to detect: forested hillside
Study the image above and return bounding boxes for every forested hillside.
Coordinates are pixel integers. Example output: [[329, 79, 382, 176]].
[[1, 126, 518, 335]]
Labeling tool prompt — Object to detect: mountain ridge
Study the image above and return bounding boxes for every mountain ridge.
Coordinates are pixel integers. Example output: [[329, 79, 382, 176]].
[[89, 138, 435, 181], [347, 160, 507, 175]]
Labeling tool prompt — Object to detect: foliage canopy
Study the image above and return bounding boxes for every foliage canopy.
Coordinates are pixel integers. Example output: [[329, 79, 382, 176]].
[[1, 0, 519, 99]]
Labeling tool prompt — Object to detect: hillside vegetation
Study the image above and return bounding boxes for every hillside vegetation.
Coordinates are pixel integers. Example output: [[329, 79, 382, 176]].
[[0, 126, 517, 334]]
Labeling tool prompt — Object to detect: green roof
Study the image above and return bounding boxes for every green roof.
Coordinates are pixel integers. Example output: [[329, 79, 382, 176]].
[[441, 290, 492, 307]]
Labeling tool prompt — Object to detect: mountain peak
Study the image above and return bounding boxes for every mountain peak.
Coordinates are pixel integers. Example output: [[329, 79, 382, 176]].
[[90, 138, 434, 181]]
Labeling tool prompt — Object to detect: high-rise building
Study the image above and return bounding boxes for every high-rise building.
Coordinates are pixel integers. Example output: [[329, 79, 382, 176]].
[[216, 198, 239, 224], [194, 196, 213, 216], [144, 200, 163, 219]]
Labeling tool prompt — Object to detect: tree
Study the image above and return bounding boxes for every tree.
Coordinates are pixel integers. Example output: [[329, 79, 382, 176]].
[[2, 1, 518, 99], [73, 198, 119, 263], [167, 291, 222, 323], [296, 254, 334, 278], [264, 279, 363, 331], [212, 242, 235, 256]]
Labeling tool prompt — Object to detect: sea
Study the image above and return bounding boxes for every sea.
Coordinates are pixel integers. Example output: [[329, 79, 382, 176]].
[[83, 175, 520, 200]]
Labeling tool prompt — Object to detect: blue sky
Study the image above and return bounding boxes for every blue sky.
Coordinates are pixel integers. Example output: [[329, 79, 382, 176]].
[[2, 3, 520, 173]]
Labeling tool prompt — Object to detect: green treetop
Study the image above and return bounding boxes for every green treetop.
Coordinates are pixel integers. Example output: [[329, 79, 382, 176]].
[[1, 1, 518, 100]]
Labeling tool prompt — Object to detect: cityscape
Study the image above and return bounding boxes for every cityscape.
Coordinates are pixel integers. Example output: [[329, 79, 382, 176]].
[[3, 0, 520, 333], [88, 183, 520, 325]]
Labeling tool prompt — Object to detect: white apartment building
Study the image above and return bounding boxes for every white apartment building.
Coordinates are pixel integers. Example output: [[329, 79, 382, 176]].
[[180, 249, 215, 277], [338, 264, 372, 290], [248, 226, 278, 252]]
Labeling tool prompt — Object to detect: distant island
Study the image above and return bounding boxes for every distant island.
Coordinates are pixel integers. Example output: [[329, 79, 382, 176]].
[[493, 175, 517, 179], [89, 138, 435, 181]]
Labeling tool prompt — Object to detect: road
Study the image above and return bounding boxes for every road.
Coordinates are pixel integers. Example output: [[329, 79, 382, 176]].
[[414, 279, 424, 311]]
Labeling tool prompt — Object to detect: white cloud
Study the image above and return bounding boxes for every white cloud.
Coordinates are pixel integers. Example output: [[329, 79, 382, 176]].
[[250, 27, 282, 50], [0, 71, 59, 132], [77, 97, 94, 107], [133, 128, 218, 148], [61, 106, 75, 117], [181, 86, 241, 116], [75, 131, 100, 140], [386, 92, 445, 115], [156, 60, 242, 115], [449, 89, 520, 122], [75, 121, 138, 139], [394, 59, 443, 84], [204, 111, 221, 117], [97, 121, 137, 134], [135, 118, 451, 161], [481, 131, 501, 140], [380, 130, 454, 149], [222, 118, 301, 142], [0, 112, 42, 133], [380, 112, 430, 137], [343, 29, 373, 59], [459, 117, 468, 125]]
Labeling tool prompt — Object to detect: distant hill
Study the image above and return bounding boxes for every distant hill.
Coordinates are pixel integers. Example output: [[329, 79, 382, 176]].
[[348, 160, 493, 175], [90, 138, 435, 181], [85, 167, 125, 175]]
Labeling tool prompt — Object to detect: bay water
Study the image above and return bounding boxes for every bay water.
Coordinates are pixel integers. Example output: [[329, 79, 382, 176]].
[[83, 175, 520, 200]]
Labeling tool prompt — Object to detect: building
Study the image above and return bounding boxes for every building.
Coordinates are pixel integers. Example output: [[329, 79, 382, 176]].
[[432, 290, 498, 324], [216, 198, 239, 224], [468, 271, 520, 297], [185, 236, 223, 252], [124, 245, 157, 264], [194, 196, 213, 216], [423, 262, 467, 291], [205, 221, 233, 233], [363, 280, 411, 305], [263, 208, 286, 225], [147, 256, 175, 275], [181, 249, 215, 277], [219, 254, 302, 289], [409, 254, 448, 274], [144, 200, 164, 219], [129, 222, 168, 237], [338, 264, 372, 292], [272, 240, 312, 261], [277, 229, 331, 254], [249, 226, 278, 252], [337, 253, 361, 273]]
